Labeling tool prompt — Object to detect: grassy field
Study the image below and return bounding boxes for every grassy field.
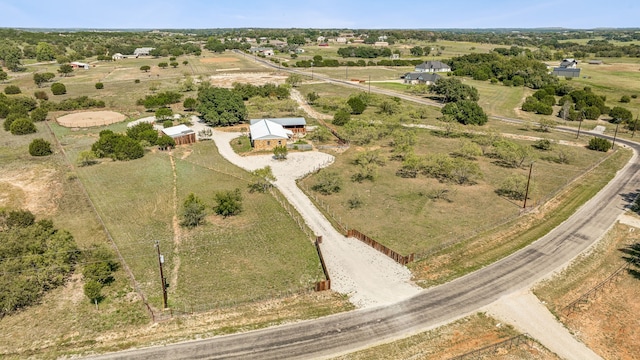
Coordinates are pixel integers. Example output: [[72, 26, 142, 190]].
[[534, 221, 640, 359]]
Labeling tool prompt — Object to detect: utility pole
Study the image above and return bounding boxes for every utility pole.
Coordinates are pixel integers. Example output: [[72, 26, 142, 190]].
[[612, 122, 620, 149], [368, 74, 371, 94], [576, 118, 582, 139], [155, 241, 168, 309], [523, 162, 534, 209]]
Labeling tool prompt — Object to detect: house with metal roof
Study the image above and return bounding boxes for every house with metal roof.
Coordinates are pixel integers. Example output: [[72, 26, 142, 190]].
[[249, 117, 306, 135], [250, 119, 291, 151], [552, 58, 581, 77], [403, 72, 441, 85], [414, 61, 451, 73], [134, 47, 155, 56], [161, 124, 196, 145]]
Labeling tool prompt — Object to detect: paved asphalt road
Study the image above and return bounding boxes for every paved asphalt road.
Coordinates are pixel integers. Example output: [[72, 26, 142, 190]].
[[87, 56, 640, 359]]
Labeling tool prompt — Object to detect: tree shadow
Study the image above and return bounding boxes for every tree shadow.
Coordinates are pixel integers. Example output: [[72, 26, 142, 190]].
[[620, 242, 640, 280], [619, 190, 640, 211]]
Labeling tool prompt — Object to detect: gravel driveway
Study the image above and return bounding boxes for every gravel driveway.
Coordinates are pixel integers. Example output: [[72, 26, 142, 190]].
[[212, 130, 421, 308]]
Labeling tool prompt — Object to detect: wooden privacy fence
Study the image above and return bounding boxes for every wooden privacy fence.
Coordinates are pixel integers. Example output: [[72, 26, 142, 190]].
[[347, 229, 414, 265], [314, 236, 331, 291]]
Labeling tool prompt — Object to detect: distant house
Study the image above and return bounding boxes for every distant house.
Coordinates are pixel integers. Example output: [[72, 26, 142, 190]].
[[588, 59, 603, 65], [295, 48, 305, 54], [161, 124, 196, 145], [134, 47, 155, 56], [336, 37, 348, 44], [250, 117, 306, 136], [552, 58, 581, 78], [249, 47, 274, 56], [414, 61, 451, 73], [317, 36, 326, 43], [403, 72, 441, 85], [390, 53, 400, 60], [373, 41, 389, 47], [559, 58, 578, 69], [249, 119, 291, 151], [111, 53, 126, 60], [70, 61, 90, 69]]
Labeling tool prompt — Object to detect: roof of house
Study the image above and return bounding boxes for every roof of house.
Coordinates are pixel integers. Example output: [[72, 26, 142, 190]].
[[134, 47, 154, 54], [415, 60, 451, 71], [250, 120, 290, 140], [70, 61, 89, 66], [249, 117, 306, 127], [559, 58, 578, 68], [162, 124, 195, 138], [404, 72, 441, 82]]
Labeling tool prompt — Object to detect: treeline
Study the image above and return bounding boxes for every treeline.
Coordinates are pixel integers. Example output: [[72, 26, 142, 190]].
[[293, 58, 424, 68], [448, 52, 557, 89], [337, 46, 392, 58]]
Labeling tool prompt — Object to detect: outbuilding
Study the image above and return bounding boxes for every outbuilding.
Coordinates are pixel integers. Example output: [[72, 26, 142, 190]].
[[249, 119, 291, 151], [161, 124, 196, 145], [70, 61, 90, 69]]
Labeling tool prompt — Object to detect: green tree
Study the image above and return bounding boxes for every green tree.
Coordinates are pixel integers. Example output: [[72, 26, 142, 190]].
[[33, 90, 48, 100], [140, 65, 151, 72], [453, 139, 482, 159], [170, 61, 179, 68], [182, 60, 189, 66], [30, 107, 48, 122], [430, 77, 479, 103], [95, 82, 104, 89], [155, 107, 173, 121], [493, 139, 534, 168], [33, 72, 55, 87], [83, 280, 103, 303], [441, 100, 488, 125], [10, 118, 36, 135], [196, 87, 247, 126], [0, 70, 8, 81], [213, 188, 243, 218], [4, 85, 21, 94], [285, 73, 303, 87], [158, 62, 168, 69], [588, 137, 612, 152], [77, 150, 98, 166], [409, 46, 424, 56], [58, 64, 73, 77], [347, 96, 366, 114], [620, 95, 631, 103], [306, 91, 319, 104], [51, 82, 66, 95], [180, 193, 207, 228], [333, 109, 351, 126], [273, 144, 288, 160], [35, 42, 56, 62], [497, 174, 533, 201], [609, 106, 633, 123], [29, 138, 52, 156], [311, 171, 342, 195], [156, 134, 175, 150], [248, 166, 276, 193], [183, 97, 196, 111]]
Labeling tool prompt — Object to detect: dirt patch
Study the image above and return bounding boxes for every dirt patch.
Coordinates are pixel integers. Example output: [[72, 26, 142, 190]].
[[0, 167, 62, 215], [208, 72, 287, 88], [57, 111, 126, 128], [200, 57, 240, 64]]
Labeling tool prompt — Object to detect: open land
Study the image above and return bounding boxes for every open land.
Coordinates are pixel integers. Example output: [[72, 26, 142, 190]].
[[1, 31, 640, 358]]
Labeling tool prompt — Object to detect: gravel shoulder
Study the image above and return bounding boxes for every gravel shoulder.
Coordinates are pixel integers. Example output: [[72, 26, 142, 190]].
[[484, 291, 602, 360], [212, 130, 421, 308]]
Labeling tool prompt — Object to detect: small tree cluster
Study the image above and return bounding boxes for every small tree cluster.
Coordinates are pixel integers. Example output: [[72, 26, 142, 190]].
[[91, 129, 144, 161], [82, 246, 119, 303], [4, 85, 21, 94], [587, 137, 612, 152], [180, 193, 207, 228], [213, 189, 243, 217], [29, 138, 52, 156], [311, 171, 342, 195]]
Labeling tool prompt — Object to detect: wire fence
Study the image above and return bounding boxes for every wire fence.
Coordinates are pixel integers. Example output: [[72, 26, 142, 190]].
[[448, 334, 532, 360], [561, 261, 632, 316]]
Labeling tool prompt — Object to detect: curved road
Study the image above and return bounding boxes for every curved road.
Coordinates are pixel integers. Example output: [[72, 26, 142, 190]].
[[88, 55, 640, 359]]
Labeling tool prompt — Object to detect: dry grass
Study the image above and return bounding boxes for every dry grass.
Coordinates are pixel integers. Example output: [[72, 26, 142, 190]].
[[333, 313, 558, 360], [534, 222, 640, 360]]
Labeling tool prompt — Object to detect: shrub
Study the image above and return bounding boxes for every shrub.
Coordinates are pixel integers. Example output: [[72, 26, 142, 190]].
[[34, 90, 48, 100], [347, 96, 366, 114], [134, 79, 141, 83], [4, 85, 21, 94], [180, 193, 206, 228], [51, 82, 66, 95], [333, 109, 351, 126], [29, 138, 52, 156], [30, 107, 48, 122], [95, 82, 104, 89], [311, 171, 342, 195], [156, 134, 175, 150], [587, 137, 612, 152], [620, 95, 631, 103], [163, 120, 174, 128], [77, 150, 98, 166], [10, 118, 36, 135], [213, 188, 243, 217]]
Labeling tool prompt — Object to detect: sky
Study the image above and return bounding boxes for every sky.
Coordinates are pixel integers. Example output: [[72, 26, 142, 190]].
[[0, 0, 638, 29]]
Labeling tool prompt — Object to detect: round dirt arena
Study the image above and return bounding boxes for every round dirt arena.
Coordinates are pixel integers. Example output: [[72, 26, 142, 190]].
[[56, 111, 126, 128]]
